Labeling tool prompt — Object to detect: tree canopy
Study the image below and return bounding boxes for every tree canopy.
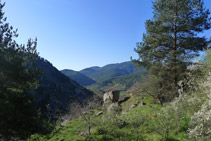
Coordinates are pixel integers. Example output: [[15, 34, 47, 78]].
[[132, 0, 211, 102], [0, 2, 44, 139]]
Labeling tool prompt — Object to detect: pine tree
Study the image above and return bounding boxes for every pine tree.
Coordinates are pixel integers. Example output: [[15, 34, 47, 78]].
[[0, 2, 43, 139], [132, 0, 211, 101]]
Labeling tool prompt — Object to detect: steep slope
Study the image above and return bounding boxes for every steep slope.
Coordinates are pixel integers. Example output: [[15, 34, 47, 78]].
[[61, 69, 96, 86], [32, 57, 93, 119]]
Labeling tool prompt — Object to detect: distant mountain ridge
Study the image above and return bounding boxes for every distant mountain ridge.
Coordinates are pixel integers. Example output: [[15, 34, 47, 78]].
[[79, 66, 101, 76], [80, 61, 142, 82], [61, 69, 96, 86], [62, 61, 147, 93], [88, 70, 147, 93]]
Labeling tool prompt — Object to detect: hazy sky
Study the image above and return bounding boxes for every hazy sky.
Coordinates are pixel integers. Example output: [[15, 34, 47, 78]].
[[2, 0, 211, 71]]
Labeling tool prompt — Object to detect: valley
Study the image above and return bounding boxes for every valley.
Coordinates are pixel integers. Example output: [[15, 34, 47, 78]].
[[62, 61, 147, 94], [1, 0, 211, 140]]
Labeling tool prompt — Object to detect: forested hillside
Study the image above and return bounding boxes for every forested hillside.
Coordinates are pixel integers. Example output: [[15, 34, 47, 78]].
[[79, 66, 101, 76], [1, 0, 211, 141], [0, 2, 93, 139], [88, 70, 147, 93], [28, 0, 211, 140], [63, 61, 147, 93], [29, 52, 211, 141], [33, 58, 93, 119], [61, 69, 96, 86], [80, 61, 142, 82]]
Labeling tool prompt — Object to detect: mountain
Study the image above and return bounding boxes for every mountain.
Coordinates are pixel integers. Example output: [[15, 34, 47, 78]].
[[88, 70, 147, 93], [61, 69, 96, 86], [60, 61, 147, 93], [79, 66, 101, 76], [62, 61, 147, 94], [80, 61, 142, 82], [32, 57, 93, 119]]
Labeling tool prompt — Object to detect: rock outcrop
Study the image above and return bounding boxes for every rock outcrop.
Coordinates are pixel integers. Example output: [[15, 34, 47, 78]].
[[103, 90, 120, 103], [107, 102, 120, 113], [129, 104, 136, 110], [138, 102, 146, 107], [95, 111, 103, 117]]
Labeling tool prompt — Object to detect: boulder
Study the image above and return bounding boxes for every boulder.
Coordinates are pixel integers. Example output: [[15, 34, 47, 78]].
[[107, 102, 120, 113], [118, 96, 130, 104], [103, 90, 120, 103], [128, 93, 133, 96], [95, 111, 103, 117], [129, 104, 136, 110], [138, 102, 146, 107]]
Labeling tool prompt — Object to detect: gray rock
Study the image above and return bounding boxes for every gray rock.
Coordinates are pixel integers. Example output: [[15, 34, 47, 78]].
[[129, 104, 136, 110], [103, 90, 120, 103], [138, 102, 146, 107], [95, 111, 103, 117], [107, 102, 120, 113], [139, 102, 144, 107], [128, 93, 133, 96]]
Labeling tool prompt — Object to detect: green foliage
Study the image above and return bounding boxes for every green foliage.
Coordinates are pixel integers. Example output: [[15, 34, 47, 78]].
[[200, 50, 211, 73], [0, 1, 52, 139], [132, 0, 211, 102], [9, 0, 211, 140], [28, 119, 84, 141], [80, 61, 143, 82], [31, 94, 193, 141], [62, 61, 148, 94], [186, 50, 211, 140], [88, 70, 147, 94]]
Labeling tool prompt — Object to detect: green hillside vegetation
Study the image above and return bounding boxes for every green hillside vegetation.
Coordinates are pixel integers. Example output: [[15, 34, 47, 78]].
[[80, 61, 142, 82], [34, 58, 93, 120], [0, 3, 50, 139], [28, 0, 211, 140], [80, 67, 101, 76], [64, 61, 147, 93], [88, 70, 147, 93], [61, 69, 96, 86], [29, 98, 164, 141], [1, 0, 211, 140], [29, 52, 211, 140], [0, 2, 93, 140]]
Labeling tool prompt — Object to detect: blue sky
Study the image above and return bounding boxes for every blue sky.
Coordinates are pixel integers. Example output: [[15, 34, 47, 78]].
[[2, 0, 211, 71]]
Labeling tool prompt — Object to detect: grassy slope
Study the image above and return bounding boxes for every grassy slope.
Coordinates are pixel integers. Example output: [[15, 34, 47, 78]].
[[29, 54, 211, 141], [28, 94, 190, 141]]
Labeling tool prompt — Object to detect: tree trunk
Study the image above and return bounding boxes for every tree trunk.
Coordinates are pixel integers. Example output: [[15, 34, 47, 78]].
[[173, 0, 178, 92], [88, 124, 91, 135], [136, 136, 139, 141]]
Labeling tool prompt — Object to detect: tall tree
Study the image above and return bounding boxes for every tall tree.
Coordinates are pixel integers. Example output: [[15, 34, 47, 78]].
[[132, 0, 211, 100], [0, 2, 43, 139]]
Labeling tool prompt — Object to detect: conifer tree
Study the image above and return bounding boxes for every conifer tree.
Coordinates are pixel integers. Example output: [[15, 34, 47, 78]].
[[0, 1, 42, 139], [132, 0, 211, 101]]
